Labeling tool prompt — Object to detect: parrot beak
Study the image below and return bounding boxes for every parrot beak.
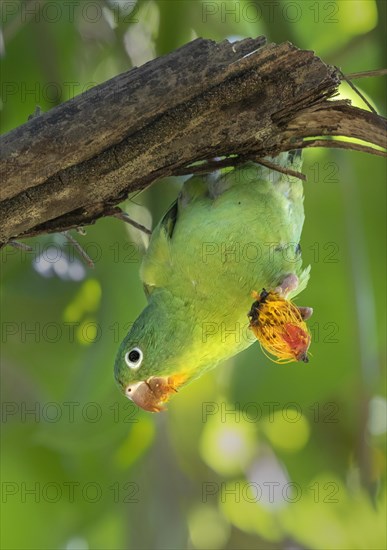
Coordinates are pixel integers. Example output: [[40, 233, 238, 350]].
[[125, 375, 185, 412]]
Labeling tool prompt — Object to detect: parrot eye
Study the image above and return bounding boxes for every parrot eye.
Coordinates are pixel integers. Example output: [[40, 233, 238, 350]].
[[125, 347, 143, 369]]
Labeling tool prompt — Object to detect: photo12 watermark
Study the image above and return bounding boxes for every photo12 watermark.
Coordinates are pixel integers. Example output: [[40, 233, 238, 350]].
[[201, 2, 339, 24], [1, 480, 140, 504], [1, 240, 143, 269], [201, 400, 340, 424], [1, 320, 135, 345], [1, 1, 140, 25], [201, 241, 340, 265], [202, 479, 340, 504], [200, 320, 339, 346], [1, 400, 140, 424]]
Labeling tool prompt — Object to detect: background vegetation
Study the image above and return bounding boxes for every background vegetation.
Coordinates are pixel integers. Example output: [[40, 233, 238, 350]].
[[1, 1, 386, 549]]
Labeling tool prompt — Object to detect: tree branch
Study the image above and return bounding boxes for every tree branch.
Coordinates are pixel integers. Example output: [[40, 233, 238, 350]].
[[0, 37, 386, 244]]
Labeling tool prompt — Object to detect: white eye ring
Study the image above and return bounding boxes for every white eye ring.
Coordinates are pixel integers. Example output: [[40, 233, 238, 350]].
[[125, 347, 143, 370]]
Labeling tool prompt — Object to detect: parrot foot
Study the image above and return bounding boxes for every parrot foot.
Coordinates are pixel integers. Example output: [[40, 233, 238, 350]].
[[298, 306, 313, 320], [275, 273, 299, 297], [275, 275, 313, 320]]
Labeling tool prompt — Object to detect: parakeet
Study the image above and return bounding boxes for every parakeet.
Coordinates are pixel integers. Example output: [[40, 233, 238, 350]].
[[114, 151, 312, 412]]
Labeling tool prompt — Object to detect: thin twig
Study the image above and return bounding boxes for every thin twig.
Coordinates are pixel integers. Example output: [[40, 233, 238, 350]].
[[345, 69, 387, 80], [299, 139, 387, 157], [62, 231, 95, 269], [253, 157, 307, 181], [174, 157, 242, 176], [174, 155, 307, 181], [6, 240, 33, 251], [113, 210, 152, 235], [337, 68, 377, 114]]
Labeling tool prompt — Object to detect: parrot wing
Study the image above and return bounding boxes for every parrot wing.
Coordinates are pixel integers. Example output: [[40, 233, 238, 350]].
[[140, 174, 210, 295], [140, 152, 308, 300], [140, 199, 178, 297]]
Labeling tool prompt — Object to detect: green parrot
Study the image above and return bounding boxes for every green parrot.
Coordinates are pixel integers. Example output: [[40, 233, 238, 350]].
[[114, 151, 312, 411]]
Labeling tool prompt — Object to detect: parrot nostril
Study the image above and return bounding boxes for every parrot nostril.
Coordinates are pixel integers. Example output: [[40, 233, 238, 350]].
[[125, 382, 144, 398]]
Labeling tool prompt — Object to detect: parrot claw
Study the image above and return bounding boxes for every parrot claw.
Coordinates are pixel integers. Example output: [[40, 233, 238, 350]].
[[274, 275, 313, 319], [275, 273, 299, 297], [297, 306, 313, 320]]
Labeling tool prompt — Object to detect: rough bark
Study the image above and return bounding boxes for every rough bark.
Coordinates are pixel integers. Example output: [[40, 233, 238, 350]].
[[0, 36, 386, 244]]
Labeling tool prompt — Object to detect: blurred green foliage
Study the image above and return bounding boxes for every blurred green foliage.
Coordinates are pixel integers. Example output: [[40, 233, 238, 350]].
[[1, 1, 386, 549]]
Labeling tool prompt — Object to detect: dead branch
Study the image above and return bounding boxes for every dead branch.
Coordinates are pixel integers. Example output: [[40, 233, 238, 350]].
[[0, 37, 386, 245]]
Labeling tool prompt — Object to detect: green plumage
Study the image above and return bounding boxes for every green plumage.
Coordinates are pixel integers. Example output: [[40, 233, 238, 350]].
[[115, 152, 310, 394]]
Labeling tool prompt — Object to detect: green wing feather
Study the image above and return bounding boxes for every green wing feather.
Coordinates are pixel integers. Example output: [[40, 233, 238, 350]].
[[140, 175, 209, 295], [141, 152, 309, 304]]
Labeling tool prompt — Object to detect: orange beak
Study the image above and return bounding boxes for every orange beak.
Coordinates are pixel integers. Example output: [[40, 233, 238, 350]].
[[125, 374, 187, 412]]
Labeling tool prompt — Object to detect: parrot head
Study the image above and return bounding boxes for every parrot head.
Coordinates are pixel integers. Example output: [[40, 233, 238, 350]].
[[114, 306, 189, 412]]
